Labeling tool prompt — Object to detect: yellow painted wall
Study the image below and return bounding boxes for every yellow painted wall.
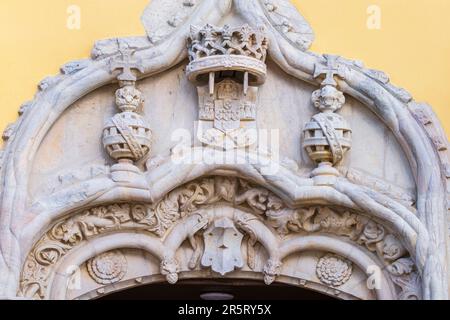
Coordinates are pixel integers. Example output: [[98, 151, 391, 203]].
[[0, 0, 449, 140]]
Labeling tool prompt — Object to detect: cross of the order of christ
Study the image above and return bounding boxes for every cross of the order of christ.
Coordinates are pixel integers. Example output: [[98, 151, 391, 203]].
[[110, 49, 144, 82], [313, 54, 346, 87]]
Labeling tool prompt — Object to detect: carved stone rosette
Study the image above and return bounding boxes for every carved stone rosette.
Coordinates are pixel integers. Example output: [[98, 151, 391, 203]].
[[187, 24, 269, 150], [187, 24, 268, 85], [2, 0, 445, 302]]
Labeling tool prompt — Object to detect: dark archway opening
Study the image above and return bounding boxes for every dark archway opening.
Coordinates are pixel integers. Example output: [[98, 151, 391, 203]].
[[98, 279, 336, 300]]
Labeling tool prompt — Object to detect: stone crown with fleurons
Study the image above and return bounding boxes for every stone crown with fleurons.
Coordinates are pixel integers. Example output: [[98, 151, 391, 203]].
[[186, 24, 269, 86]]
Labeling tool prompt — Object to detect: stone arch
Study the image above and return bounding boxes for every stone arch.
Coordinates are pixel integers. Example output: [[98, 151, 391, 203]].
[[0, 0, 448, 300], [19, 175, 421, 300]]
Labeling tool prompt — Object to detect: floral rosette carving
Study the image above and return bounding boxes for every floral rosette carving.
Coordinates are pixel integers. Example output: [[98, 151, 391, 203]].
[[87, 250, 127, 285], [316, 254, 353, 287]]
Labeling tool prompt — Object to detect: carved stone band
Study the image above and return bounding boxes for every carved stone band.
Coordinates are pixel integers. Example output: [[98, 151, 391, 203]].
[[186, 55, 267, 86]]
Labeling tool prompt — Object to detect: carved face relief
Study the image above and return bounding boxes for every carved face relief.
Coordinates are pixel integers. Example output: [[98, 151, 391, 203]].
[[201, 217, 244, 275]]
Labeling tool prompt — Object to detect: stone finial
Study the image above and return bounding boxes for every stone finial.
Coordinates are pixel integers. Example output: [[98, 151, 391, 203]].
[[160, 258, 179, 284], [115, 85, 143, 112], [263, 259, 282, 285], [103, 50, 151, 185], [303, 97, 351, 167], [303, 56, 352, 185]]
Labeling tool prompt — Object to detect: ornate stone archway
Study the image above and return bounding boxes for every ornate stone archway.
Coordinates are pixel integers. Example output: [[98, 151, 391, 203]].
[[19, 176, 417, 300], [0, 0, 449, 300]]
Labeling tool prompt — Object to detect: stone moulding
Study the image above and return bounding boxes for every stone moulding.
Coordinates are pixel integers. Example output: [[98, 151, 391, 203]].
[[0, 0, 448, 300]]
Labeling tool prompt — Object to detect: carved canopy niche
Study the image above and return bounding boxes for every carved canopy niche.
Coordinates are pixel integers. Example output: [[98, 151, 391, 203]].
[[0, 0, 449, 300]]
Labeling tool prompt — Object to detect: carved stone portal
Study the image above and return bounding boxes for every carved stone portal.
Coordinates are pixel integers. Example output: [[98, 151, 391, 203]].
[[1, 0, 448, 301], [187, 24, 268, 150]]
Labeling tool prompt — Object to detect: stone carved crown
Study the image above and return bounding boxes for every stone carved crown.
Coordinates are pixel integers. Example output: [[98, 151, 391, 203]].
[[186, 24, 269, 86]]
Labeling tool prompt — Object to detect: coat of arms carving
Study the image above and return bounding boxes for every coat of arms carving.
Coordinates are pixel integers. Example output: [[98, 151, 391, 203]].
[[197, 79, 258, 149], [201, 217, 244, 275]]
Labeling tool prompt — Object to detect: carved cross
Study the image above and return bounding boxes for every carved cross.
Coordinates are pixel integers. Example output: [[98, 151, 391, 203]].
[[110, 49, 144, 82], [314, 54, 345, 87]]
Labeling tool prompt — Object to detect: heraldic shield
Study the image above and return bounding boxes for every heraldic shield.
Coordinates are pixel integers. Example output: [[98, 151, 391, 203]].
[[201, 217, 245, 275]]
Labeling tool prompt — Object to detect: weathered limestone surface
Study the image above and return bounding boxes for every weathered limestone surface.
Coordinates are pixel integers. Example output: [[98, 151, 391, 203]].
[[0, 0, 448, 300]]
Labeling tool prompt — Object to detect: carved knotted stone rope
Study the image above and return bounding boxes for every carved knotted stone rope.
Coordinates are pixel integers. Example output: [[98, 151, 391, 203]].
[[0, 0, 445, 302], [260, 0, 315, 51]]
